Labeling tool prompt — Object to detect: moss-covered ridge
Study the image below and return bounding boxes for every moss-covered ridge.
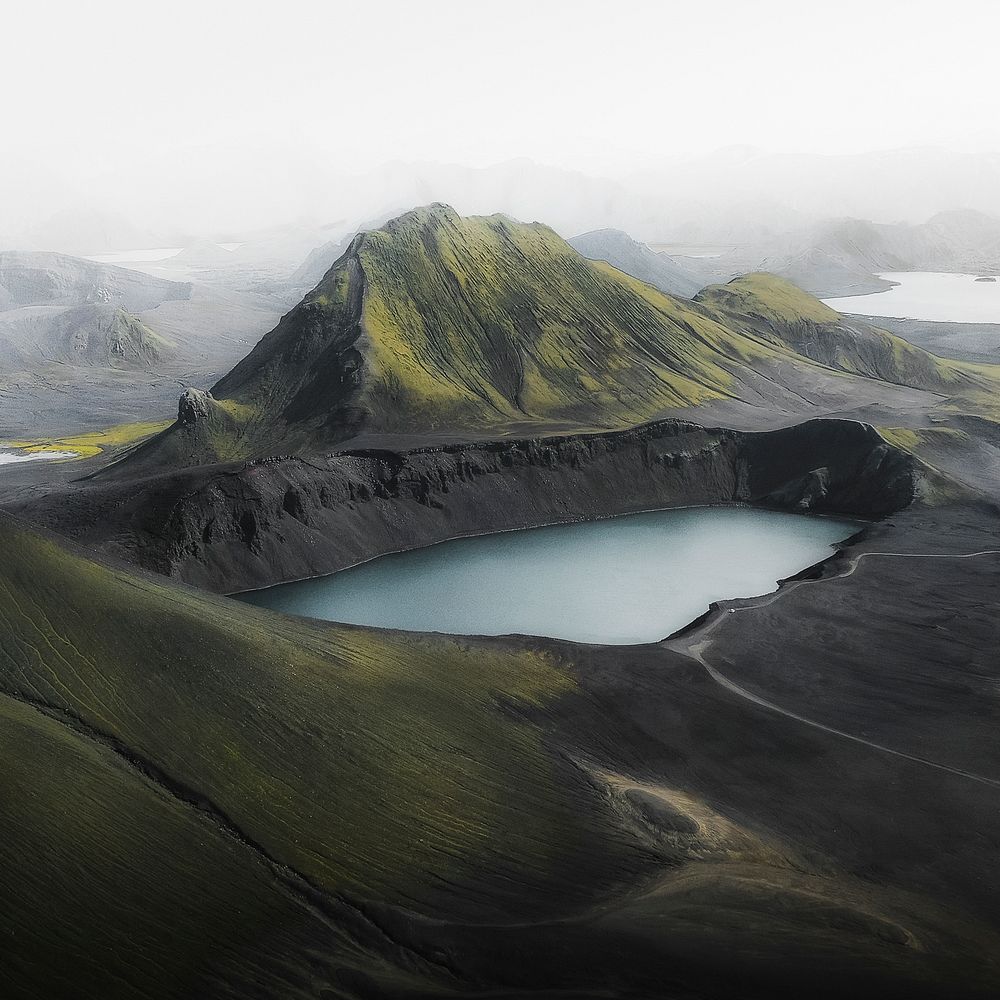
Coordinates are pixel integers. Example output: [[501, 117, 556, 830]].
[[353, 206, 741, 421], [159, 206, 855, 460], [696, 273, 985, 393]]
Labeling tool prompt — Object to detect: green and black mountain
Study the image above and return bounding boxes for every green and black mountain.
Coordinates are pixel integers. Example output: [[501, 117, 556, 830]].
[[113, 205, 990, 471]]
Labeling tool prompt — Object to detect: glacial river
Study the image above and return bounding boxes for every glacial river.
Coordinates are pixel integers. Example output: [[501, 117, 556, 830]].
[[238, 506, 858, 645]]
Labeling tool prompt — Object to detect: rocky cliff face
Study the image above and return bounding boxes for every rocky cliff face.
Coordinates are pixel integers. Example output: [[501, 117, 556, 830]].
[[25, 417, 915, 593]]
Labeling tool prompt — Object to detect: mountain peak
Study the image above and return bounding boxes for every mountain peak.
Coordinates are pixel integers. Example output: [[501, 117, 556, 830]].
[[108, 207, 960, 476]]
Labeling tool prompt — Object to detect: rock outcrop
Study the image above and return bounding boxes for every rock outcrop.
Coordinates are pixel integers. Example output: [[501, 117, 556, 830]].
[[177, 387, 214, 424]]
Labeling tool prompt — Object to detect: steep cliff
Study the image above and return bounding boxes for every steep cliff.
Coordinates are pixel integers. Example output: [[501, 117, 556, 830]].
[[20, 418, 915, 593]]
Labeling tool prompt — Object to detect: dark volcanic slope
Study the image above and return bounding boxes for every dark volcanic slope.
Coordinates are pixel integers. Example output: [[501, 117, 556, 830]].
[[17, 417, 917, 593], [3, 506, 1000, 1000]]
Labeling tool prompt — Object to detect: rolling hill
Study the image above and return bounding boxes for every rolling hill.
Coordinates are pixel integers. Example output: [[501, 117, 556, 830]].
[[695, 273, 974, 390], [3, 501, 1000, 999]]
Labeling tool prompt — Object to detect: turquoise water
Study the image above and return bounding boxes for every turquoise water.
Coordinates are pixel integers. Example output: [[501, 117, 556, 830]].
[[238, 506, 857, 644]]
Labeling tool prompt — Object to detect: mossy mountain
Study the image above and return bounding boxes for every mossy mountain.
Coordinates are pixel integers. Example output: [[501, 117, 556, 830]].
[[120, 205, 989, 470]]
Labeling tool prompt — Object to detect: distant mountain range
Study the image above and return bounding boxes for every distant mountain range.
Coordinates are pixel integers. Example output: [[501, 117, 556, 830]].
[[696, 210, 1000, 296], [285, 206, 1000, 316], [0, 251, 287, 437], [0, 251, 190, 312], [16, 146, 1000, 256], [568, 229, 706, 298], [0, 304, 169, 368], [0, 252, 189, 369]]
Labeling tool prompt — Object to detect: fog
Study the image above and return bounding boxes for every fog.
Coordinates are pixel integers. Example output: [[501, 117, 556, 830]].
[[4, 0, 1000, 249]]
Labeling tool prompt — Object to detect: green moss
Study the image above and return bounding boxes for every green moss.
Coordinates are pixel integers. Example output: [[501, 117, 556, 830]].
[[698, 273, 841, 326], [213, 398, 256, 421], [354, 208, 768, 432], [877, 427, 922, 451], [0, 694, 340, 1000], [0, 515, 618, 918], [877, 426, 969, 453], [7, 419, 174, 459]]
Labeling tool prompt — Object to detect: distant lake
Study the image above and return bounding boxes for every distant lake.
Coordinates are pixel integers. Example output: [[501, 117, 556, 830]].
[[238, 506, 857, 645], [86, 243, 242, 265], [824, 272, 1000, 323]]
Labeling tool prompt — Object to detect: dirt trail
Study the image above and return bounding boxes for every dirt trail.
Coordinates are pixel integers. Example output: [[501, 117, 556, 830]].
[[666, 549, 1000, 789]]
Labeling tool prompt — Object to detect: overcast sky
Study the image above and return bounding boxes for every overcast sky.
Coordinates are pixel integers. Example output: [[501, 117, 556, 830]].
[[4, 0, 1000, 240]]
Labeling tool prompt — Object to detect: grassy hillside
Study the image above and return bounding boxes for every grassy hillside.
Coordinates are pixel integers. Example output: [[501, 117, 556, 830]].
[[6, 417, 173, 459], [0, 514, 626, 917], [4, 512, 1000, 997], [697, 273, 986, 391], [0, 512, 641, 997]]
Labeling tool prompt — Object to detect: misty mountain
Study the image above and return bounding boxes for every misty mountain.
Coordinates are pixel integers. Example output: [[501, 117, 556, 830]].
[[569, 229, 706, 298], [0, 303, 170, 368], [697, 210, 1000, 297], [4, 208, 171, 256], [164, 240, 237, 267], [0, 252, 189, 371], [0, 251, 191, 312], [0, 252, 284, 437], [19, 146, 1000, 259]]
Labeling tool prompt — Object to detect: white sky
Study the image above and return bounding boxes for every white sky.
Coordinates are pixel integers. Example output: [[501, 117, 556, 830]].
[[4, 0, 1000, 239]]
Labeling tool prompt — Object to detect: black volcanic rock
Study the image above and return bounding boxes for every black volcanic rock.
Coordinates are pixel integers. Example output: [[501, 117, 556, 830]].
[[178, 387, 214, 424], [16, 417, 916, 594]]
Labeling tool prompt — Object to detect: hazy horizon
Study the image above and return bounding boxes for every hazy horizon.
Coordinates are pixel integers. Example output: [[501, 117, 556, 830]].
[[5, 0, 1000, 250]]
